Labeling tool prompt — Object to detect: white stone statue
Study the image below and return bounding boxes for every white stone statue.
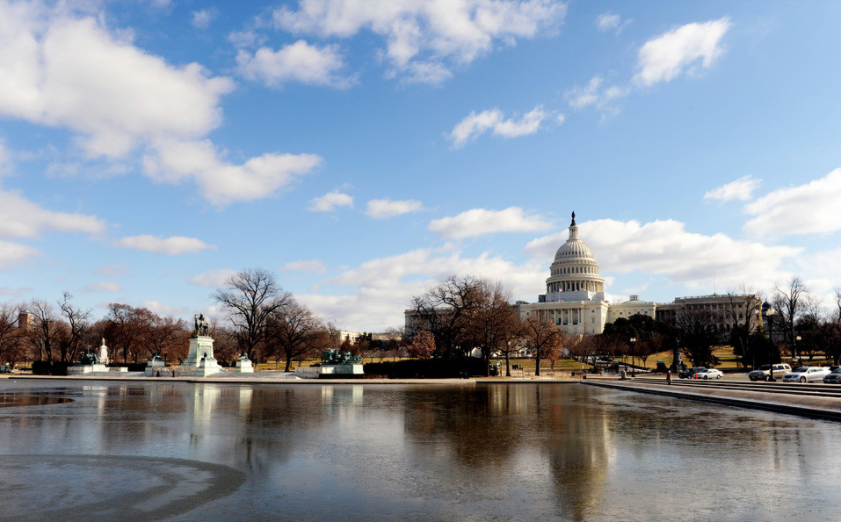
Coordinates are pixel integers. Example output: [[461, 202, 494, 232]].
[[99, 338, 110, 365]]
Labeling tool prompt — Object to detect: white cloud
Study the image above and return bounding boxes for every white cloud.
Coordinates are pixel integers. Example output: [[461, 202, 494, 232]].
[[144, 140, 322, 206], [114, 235, 216, 255], [704, 175, 761, 202], [281, 260, 327, 273], [0, 241, 39, 270], [0, 189, 105, 239], [191, 9, 215, 29], [634, 18, 731, 87], [300, 246, 544, 331], [308, 189, 354, 212], [365, 199, 423, 219], [140, 300, 189, 317], [190, 268, 237, 288], [448, 106, 548, 147], [83, 281, 123, 293], [595, 12, 631, 34], [0, 2, 321, 206], [228, 30, 264, 48], [565, 76, 629, 110], [0, 6, 233, 157], [273, 0, 566, 84], [429, 207, 553, 239], [236, 40, 356, 88], [596, 13, 620, 32], [524, 218, 799, 290], [744, 168, 841, 237]]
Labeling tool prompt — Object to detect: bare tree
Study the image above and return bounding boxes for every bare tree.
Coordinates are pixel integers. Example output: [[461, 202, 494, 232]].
[[409, 275, 482, 358], [523, 314, 561, 377], [467, 280, 517, 376], [0, 304, 24, 365], [106, 304, 154, 363], [773, 276, 808, 362], [57, 292, 91, 363], [725, 285, 763, 369], [213, 268, 290, 361], [147, 315, 190, 363], [497, 312, 525, 376], [675, 305, 722, 368], [266, 299, 324, 372], [25, 300, 61, 362], [407, 330, 436, 359]]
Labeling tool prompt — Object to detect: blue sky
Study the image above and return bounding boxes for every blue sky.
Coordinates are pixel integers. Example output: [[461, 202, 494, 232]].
[[1, 0, 840, 331]]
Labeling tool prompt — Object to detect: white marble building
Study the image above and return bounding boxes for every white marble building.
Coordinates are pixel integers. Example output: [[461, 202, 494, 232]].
[[518, 212, 613, 335]]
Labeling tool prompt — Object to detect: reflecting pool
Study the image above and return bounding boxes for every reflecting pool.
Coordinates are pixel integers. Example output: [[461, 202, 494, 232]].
[[0, 380, 839, 521]]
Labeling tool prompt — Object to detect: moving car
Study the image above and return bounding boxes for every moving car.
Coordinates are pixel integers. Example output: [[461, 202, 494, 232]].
[[823, 368, 841, 384], [697, 368, 723, 379], [748, 363, 792, 381], [781, 367, 831, 383]]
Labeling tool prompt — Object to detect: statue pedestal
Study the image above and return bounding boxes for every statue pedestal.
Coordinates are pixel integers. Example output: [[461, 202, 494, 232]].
[[295, 364, 364, 379], [68, 364, 109, 375], [144, 357, 167, 377], [232, 357, 254, 373], [178, 336, 222, 377]]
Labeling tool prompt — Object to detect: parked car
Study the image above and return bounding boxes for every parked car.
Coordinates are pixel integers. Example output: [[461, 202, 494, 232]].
[[679, 367, 706, 379], [697, 368, 723, 379], [781, 367, 831, 383], [823, 368, 841, 384], [748, 363, 792, 381]]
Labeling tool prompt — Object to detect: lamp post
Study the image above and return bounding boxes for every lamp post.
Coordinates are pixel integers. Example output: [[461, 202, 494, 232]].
[[630, 337, 637, 376], [795, 335, 802, 366]]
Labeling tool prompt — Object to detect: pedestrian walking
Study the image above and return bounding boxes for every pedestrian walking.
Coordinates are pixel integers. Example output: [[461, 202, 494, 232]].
[[666, 369, 672, 385]]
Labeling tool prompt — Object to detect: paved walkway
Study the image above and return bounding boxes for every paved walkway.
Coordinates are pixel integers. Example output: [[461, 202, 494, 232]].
[[585, 377, 841, 422]]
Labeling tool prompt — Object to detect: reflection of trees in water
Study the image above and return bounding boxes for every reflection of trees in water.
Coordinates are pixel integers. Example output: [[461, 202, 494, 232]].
[[402, 386, 524, 470], [401, 384, 612, 520]]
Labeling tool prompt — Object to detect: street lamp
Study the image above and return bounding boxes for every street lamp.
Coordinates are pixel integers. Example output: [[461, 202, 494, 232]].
[[630, 337, 637, 376], [795, 335, 802, 366]]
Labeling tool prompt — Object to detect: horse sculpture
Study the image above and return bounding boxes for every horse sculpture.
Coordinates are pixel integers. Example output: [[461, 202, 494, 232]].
[[194, 313, 210, 336]]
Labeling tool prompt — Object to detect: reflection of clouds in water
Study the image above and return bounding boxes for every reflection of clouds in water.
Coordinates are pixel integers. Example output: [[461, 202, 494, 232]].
[[0, 455, 244, 522]]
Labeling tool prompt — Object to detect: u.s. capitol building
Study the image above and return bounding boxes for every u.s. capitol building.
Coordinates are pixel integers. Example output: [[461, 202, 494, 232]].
[[516, 212, 758, 335]]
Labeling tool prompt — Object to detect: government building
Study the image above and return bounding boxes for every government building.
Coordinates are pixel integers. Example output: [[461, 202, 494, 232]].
[[516, 212, 760, 335]]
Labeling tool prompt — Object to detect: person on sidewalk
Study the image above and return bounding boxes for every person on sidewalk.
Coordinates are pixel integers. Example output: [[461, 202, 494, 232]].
[[667, 369, 672, 385]]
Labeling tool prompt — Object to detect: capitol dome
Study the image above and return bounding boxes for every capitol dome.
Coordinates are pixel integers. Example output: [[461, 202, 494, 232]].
[[544, 212, 605, 301]]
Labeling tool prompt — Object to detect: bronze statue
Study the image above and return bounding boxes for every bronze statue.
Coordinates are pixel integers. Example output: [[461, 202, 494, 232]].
[[194, 314, 210, 336], [571, 211, 576, 226], [321, 349, 363, 365], [78, 350, 99, 366]]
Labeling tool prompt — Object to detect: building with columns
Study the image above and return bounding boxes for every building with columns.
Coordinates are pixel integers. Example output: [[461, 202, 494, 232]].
[[517, 212, 613, 335]]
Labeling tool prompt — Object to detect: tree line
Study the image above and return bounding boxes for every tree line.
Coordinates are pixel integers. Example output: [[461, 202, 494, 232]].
[[0, 268, 398, 370]]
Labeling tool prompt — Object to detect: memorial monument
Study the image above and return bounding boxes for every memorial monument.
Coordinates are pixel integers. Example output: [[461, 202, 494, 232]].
[[68, 349, 109, 374], [296, 349, 364, 378], [144, 353, 167, 376], [176, 313, 222, 377]]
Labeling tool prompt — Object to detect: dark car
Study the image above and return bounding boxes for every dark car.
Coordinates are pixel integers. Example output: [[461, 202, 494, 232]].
[[679, 366, 706, 379]]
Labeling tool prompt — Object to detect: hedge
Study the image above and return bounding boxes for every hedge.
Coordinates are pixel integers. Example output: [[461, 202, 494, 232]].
[[363, 358, 486, 379]]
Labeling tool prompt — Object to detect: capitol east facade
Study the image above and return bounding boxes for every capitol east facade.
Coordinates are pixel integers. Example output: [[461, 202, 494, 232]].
[[517, 212, 658, 334]]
